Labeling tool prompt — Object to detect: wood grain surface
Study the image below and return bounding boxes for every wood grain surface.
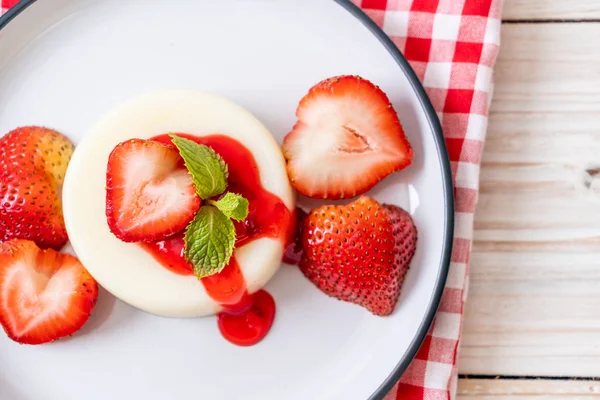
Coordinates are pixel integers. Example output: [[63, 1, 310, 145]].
[[459, 22, 600, 377], [504, 0, 600, 20], [457, 379, 600, 399]]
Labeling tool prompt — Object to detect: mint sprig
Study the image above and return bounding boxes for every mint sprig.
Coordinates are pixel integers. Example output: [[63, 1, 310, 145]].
[[210, 193, 249, 222], [170, 135, 248, 279], [184, 206, 235, 278], [170, 134, 228, 200]]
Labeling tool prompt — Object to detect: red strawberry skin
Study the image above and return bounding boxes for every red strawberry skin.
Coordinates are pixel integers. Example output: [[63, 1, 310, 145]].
[[0, 126, 75, 187], [0, 126, 74, 250], [382, 203, 418, 299], [283, 75, 413, 200], [0, 171, 68, 250], [300, 196, 417, 316], [106, 139, 201, 242], [0, 240, 98, 345]]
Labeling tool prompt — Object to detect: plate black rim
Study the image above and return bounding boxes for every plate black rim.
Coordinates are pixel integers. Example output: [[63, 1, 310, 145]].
[[0, 1, 454, 399]]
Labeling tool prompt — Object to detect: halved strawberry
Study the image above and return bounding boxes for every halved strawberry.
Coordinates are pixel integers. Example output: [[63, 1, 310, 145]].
[[283, 75, 413, 199], [106, 139, 201, 242], [0, 240, 98, 345], [0, 126, 74, 250], [0, 126, 75, 187], [300, 196, 417, 316], [0, 170, 68, 250]]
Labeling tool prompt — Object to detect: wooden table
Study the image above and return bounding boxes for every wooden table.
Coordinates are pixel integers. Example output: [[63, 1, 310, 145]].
[[456, 0, 600, 397]]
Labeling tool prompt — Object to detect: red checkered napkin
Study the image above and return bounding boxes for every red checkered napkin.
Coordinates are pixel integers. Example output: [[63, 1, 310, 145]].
[[354, 0, 503, 398], [1, 0, 16, 14], [1, 0, 502, 398]]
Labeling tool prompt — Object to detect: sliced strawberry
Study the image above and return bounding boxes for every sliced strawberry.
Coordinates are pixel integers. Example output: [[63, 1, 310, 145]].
[[300, 196, 417, 316], [283, 75, 413, 199], [0, 240, 98, 345], [106, 139, 201, 242]]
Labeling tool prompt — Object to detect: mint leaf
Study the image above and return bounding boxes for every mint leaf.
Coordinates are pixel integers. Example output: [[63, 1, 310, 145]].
[[184, 205, 235, 279], [210, 193, 249, 221], [170, 135, 228, 200]]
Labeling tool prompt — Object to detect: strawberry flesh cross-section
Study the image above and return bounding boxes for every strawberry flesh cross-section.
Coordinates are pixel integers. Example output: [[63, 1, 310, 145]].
[[105, 139, 201, 242], [282, 75, 413, 200]]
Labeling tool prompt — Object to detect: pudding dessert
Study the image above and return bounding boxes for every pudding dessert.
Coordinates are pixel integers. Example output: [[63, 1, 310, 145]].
[[0, 75, 418, 347], [63, 90, 295, 323]]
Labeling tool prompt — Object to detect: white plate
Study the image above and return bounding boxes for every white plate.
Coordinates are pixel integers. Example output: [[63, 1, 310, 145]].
[[0, 1, 453, 399]]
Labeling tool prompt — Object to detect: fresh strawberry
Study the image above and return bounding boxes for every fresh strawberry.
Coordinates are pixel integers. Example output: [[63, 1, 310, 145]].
[[0, 240, 98, 345], [300, 196, 417, 316], [0, 171, 68, 250], [0, 126, 74, 250], [0, 126, 75, 187], [106, 139, 201, 242], [283, 75, 413, 199]]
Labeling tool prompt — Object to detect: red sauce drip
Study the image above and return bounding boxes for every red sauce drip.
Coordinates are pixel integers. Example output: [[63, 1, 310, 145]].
[[139, 134, 293, 346], [282, 207, 307, 266], [140, 234, 192, 275], [201, 257, 247, 307], [217, 289, 276, 346]]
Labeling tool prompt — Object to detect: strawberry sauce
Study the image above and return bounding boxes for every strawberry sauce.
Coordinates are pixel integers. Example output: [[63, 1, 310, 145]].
[[139, 134, 292, 346], [282, 207, 306, 266], [140, 234, 191, 276]]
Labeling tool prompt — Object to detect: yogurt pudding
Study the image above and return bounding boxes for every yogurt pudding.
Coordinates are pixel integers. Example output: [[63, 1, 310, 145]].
[[63, 90, 295, 319], [0, 75, 417, 348]]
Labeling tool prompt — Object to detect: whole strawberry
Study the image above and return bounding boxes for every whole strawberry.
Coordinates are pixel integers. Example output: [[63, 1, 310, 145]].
[[0, 126, 74, 249], [300, 196, 417, 316]]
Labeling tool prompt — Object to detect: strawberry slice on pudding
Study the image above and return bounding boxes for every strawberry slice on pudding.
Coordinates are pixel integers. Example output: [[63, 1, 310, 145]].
[[106, 139, 201, 242]]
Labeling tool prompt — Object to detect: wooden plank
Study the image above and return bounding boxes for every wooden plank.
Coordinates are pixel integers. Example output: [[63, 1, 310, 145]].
[[457, 379, 600, 399], [504, 0, 600, 20], [459, 23, 600, 376]]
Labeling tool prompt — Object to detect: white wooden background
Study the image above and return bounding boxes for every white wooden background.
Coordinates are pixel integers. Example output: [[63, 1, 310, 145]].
[[457, 0, 600, 397]]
